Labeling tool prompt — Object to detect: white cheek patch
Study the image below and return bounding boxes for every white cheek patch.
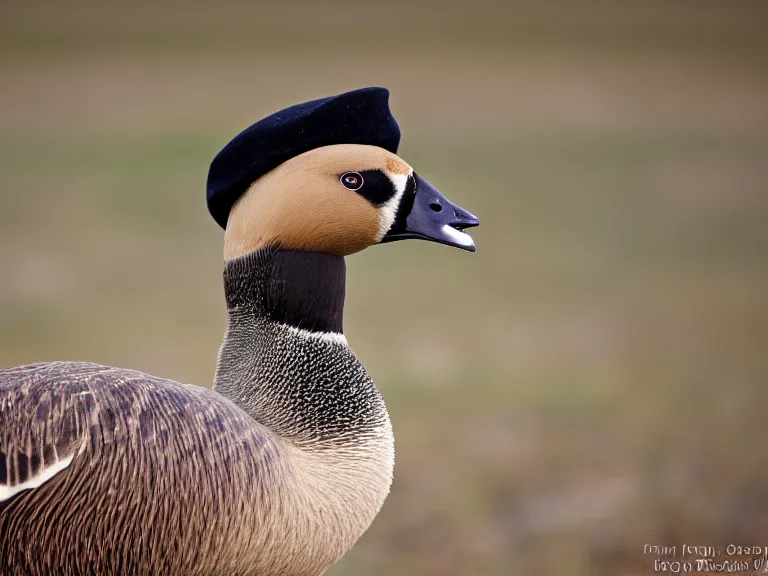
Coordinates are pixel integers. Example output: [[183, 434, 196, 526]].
[[376, 172, 410, 240], [441, 224, 476, 249], [0, 454, 75, 502]]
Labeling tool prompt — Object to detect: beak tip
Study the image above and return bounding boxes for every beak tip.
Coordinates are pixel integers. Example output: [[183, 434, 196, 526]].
[[382, 172, 479, 252], [440, 224, 477, 252]]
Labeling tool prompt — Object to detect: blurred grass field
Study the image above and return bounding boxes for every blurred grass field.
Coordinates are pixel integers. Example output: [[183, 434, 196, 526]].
[[1, 1, 768, 574]]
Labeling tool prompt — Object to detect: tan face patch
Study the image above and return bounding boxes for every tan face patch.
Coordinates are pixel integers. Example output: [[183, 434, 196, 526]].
[[385, 156, 410, 176], [224, 144, 413, 260]]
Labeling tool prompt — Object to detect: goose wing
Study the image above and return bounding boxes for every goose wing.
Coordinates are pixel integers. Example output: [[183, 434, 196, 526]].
[[0, 361, 282, 575], [0, 362, 97, 503], [0, 361, 273, 504]]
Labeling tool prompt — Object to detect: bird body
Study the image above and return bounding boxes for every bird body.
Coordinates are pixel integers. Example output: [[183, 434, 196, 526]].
[[2, 250, 393, 576], [0, 88, 478, 575]]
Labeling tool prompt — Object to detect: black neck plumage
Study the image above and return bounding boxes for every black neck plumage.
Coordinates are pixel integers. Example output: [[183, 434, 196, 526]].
[[223, 248, 346, 334], [217, 247, 387, 447]]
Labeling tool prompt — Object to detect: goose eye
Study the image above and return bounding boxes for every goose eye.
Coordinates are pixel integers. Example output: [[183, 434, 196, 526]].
[[340, 172, 364, 191]]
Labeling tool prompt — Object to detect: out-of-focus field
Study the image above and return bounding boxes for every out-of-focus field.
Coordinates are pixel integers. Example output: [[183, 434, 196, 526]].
[[1, 1, 767, 574]]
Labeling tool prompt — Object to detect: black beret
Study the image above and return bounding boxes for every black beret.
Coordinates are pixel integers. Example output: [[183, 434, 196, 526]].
[[206, 87, 401, 229]]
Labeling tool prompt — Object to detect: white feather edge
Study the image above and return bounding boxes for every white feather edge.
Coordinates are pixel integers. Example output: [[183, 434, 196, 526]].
[[0, 454, 75, 502], [283, 324, 348, 346]]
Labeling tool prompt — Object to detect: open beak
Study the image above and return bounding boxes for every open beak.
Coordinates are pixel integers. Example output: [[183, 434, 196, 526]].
[[381, 173, 479, 252]]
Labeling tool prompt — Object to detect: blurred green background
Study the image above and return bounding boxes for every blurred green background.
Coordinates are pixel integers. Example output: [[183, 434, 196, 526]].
[[1, 1, 767, 574]]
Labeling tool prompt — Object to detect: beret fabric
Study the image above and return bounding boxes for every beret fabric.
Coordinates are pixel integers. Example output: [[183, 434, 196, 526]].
[[206, 87, 401, 229]]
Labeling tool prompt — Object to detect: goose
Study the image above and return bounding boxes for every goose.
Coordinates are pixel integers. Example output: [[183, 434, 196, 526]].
[[0, 87, 479, 576]]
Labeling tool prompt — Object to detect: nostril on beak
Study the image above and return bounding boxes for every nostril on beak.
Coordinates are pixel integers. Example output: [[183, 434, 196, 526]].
[[429, 202, 443, 213]]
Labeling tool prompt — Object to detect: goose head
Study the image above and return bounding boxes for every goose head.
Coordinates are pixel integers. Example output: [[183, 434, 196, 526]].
[[208, 86, 479, 259], [223, 143, 479, 260]]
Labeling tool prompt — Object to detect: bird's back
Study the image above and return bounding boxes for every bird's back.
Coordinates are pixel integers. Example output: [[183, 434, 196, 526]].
[[0, 361, 292, 576]]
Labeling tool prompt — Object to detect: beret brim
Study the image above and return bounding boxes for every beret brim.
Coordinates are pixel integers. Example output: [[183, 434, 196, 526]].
[[206, 87, 401, 229]]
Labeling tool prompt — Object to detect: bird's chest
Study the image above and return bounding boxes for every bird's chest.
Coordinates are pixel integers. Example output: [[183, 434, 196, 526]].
[[230, 439, 395, 576]]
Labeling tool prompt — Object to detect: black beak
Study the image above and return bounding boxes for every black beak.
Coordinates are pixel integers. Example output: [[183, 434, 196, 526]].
[[381, 173, 480, 252]]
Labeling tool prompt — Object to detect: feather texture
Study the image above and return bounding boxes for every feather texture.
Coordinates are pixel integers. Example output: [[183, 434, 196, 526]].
[[0, 248, 394, 576]]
